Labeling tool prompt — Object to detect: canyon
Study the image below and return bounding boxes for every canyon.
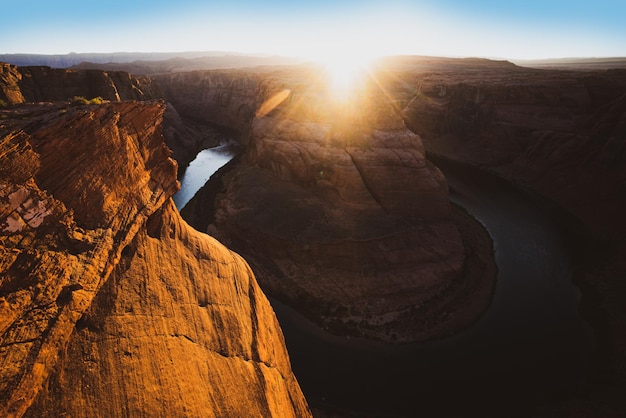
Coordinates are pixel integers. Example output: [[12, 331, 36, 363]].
[[181, 66, 495, 342], [1, 56, 626, 416]]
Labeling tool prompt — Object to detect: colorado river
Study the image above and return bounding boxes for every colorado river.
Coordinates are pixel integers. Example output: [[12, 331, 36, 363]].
[[178, 150, 594, 417], [172, 141, 238, 210]]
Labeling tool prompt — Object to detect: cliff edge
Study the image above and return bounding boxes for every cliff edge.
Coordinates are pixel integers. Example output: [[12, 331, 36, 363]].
[[0, 101, 309, 417]]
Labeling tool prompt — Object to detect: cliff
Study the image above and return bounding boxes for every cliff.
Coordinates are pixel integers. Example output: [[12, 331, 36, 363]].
[[0, 62, 159, 105], [151, 70, 258, 140], [0, 101, 310, 417], [394, 63, 626, 415], [184, 66, 494, 342], [0, 62, 237, 177], [398, 66, 626, 240]]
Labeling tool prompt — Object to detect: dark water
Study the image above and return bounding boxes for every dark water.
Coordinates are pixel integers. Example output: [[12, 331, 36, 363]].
[[172, 141, 238, 210], [177, 149, 594, 417], [272, 158, 594, 417]]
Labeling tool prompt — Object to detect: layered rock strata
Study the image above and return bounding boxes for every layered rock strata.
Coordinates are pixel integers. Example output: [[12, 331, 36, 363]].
[[0, 101, 309, 417], [190, 67, 487, 342]]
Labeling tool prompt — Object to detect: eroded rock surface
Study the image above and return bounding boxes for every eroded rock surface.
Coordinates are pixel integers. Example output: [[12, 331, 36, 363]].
[[0, 101, 309, 417]]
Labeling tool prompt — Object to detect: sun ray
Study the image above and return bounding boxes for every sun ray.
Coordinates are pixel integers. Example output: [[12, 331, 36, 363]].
[[314, 52, 373, 103]]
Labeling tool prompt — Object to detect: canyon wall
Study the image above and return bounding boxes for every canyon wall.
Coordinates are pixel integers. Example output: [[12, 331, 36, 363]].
[[0, 62, 158, 104], [143, 70, 258, 169], [151, 70, 258, 139], [394, 63, 626, 414], [398, 66, 626, 240], [0, 101, 309, 417], [0, 62, 244, 173]]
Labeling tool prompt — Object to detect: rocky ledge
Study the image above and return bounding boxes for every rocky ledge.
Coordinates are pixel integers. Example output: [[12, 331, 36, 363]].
[[0, 101, 310, 417], [184, 66, 496, 342]]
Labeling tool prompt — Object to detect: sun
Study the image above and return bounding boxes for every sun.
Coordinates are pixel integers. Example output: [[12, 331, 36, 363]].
[[315, 53, 372, 102]]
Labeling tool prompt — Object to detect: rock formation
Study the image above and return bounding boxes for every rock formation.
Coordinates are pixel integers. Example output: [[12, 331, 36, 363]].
[[0, 101, 310, 417], [0, 63, 158, 105], [184, 66, 493, 342], [398, 64, 626, 240], [0, 62, 241, 176], [147, 70, 259, 172]]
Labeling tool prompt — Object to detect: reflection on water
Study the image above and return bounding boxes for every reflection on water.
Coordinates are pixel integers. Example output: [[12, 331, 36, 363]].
[[173, 141, 237, 209]]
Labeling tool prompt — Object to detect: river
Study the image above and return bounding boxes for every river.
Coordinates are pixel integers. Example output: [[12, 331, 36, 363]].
[[177, 149, 594, 417], [172, 140, 238, 210]]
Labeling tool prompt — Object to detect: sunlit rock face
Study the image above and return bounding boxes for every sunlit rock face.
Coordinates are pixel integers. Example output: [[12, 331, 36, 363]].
[[201, 67, 468, 342], [0, 101, 310, 417]]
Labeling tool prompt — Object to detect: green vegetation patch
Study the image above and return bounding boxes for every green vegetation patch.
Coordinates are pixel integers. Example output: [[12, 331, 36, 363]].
[[69, 96, 106, 106]]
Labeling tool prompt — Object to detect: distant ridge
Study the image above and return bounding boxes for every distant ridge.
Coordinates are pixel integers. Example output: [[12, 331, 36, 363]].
[[69, 55, 307, 75], [0, 51, 292, 69], [513, 57, 626, 70]]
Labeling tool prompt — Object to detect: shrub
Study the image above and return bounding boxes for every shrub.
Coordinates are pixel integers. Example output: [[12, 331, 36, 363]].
[[89, 96, 105, 105], [69, 96, 90, 106], [69, 96, 108, 106]]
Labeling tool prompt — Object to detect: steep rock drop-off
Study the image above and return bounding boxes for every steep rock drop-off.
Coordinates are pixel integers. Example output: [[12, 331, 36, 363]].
[[150, 70, 259, 175], [388, 61, 626, 415], [0, 101, 310, 417], [184, 67, 495, 343]]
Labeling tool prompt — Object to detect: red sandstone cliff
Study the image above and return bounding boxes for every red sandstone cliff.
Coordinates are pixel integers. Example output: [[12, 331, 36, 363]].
[[0, 62, 160, 105], [0, 62, 241, 177], [0, 101, 310, 417]]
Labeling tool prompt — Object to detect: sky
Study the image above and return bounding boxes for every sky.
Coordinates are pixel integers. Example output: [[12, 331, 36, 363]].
[[2, 0, 625, 60]]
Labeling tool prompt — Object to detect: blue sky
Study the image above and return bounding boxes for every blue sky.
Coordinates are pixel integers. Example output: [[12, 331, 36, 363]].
[[2, 0, 625, 59]]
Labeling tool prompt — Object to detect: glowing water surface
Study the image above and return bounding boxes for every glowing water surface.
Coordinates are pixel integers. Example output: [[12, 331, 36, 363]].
[[172, 141, 238, 210]]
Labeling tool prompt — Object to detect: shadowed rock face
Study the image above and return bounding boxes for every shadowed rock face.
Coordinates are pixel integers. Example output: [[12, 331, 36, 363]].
[[152, 71, 258, 140], [148, 70, 259, 171], [389, 62, 626, 415], [398, 66, 626, 240], [196, 67, 469, 342], [0, 101, 310, 417]]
